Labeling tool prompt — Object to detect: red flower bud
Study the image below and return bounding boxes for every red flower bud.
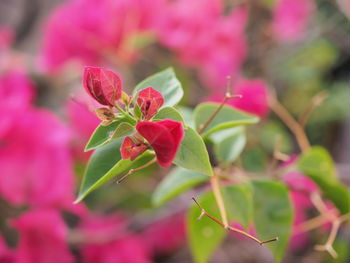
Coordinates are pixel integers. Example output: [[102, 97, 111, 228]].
[[120, 136, 148, 161], [136, 120, 184, 167], [137, 87, 164, 120], [83, 67, 122, 106]]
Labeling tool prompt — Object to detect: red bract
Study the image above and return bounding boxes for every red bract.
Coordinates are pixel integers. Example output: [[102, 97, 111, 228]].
[[120, 136, 148, 161], [83, 67, 122, 106], [137, 87, 164, 120], [136, 120, 184, 167]]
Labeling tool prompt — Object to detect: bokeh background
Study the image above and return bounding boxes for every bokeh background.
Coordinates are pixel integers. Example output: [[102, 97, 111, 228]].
[[1, 0, 350, 262]]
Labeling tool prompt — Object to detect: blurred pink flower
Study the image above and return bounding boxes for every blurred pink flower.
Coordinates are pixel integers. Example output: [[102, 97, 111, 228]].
[[141, 213, 185, 256], [272, 0, 314, 42], [0, 108, 75, 208], [206, 78, 269, 118], [0, 70, 34, 110], [158, 1, 247, 91], [337, 0, 350, 19], [283, 171, 318, 251], [78, 214, 152, 263], [66, 96, 100, 162], [0, 235, 15, 263], [40, 0, 163, 72], [11, 209, 74, 263], [0, 27, 13, 51]]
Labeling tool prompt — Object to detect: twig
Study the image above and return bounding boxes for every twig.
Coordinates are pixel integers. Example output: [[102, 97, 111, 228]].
[[268, 93, 310, 152], [298, 91, 328, 128], [198, 76, 242, 135], [210, 173, 229, 227], [192, 198, 278, 245], [314, 219, 340, 259], [114, 157, 157, 184]]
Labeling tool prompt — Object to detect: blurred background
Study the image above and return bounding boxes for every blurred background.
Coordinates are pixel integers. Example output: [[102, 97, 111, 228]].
[[1, 0, 350, 262]]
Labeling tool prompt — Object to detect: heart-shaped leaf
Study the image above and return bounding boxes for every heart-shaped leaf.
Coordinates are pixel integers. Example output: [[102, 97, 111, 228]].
[[173, 126, 213, 176], [85, 117, 134, 152], [133, 68, 183, 107], [153, 106, 185, 123]]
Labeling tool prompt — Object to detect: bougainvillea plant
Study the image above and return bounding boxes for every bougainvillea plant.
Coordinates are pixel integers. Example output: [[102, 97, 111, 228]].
[[76, 67, 350, 263]]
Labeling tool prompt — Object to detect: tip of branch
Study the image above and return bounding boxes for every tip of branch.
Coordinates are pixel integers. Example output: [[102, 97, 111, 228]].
[[260, 237, 279, 245]]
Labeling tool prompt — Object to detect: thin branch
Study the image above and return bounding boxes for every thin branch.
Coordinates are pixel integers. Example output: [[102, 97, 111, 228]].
[[198, 76, 242, 135], [314, 219, 340, 259], [192, 198, 278, 245], [268, 93, 310, 152], [210, 173, 229, 227], [298, 91, 328, 128], [114, 157, 157, 184]]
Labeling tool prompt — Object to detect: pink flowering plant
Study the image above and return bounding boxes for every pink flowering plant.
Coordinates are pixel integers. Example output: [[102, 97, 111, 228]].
[[75, 64, 350, 263]]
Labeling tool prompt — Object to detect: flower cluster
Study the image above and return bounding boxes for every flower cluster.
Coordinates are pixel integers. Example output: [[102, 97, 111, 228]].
[[83, 66, 184, 167]]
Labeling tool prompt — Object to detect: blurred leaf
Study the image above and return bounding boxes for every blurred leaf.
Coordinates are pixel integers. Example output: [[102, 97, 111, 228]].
[[133, 68, 183, 107], [252, 180, 293, 263], [259, 121, 293, 154], [153, 106, 184, 123], [241, 147, 268, 172], [223, 184, 253, 230], [76, 140, 154, 203], [211, 127, 247, 164], [85, 118, 134, 152], [309, 84, 350, 124], [193, 102, 259, 137], [187, 191, 226, 263], [174, 126, 213, 176], [297, 146, 350, 214], [152, 167, 209, 207]]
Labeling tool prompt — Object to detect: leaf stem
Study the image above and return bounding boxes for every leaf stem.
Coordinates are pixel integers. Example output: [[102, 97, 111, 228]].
[[192, 198, 278, 245]]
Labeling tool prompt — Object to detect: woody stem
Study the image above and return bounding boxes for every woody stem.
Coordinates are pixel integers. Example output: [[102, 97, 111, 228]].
[[192, 198, 278, 245]]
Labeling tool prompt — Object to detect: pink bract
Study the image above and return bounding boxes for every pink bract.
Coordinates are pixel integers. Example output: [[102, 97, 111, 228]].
[[136, 120, 184, 167], [83, 66, 122, 106], [137, 87, 164, 120], [120, 136, 148, 161], [0, 108, 75, 208], [40, 0, 164, 72], [78, 214, 152, 263], [11, 209, 74, 263]]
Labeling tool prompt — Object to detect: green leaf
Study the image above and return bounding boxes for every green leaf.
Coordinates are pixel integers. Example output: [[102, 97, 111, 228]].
[[75, 140, 154, 203], [193, 102, 259, 137], [211, 127, 246, 164], [152, 167, 209, 207], [173, 126, 213, 176], [133, 68, 183, 107], [187, 191, 226, 263], [85, 118, 133, 152], [251, 180, 293, 263], [223, 185, 253, 230], [133, 103, 142, 119], [153, 106, 185, 123], [176, 106, 195, 128], [112, 122, 134, 138], [297, 146, 350, 214]]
